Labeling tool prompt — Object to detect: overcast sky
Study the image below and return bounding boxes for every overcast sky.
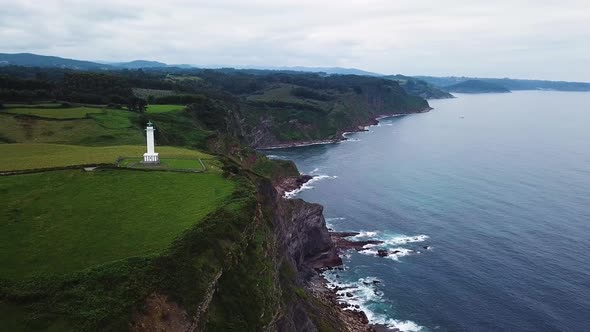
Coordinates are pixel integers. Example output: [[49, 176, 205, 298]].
[[1, 0, 589, 81]]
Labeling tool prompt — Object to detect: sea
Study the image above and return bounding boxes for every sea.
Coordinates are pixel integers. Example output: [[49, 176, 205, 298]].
[[263, 91, 590, 331]]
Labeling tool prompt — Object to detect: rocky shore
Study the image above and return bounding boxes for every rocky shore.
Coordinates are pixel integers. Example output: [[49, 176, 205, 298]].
[[269, 108, 432, 330]]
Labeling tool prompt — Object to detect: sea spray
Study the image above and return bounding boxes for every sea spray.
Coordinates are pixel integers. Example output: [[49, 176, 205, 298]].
[[323, 230, 430, 330], [284, 174, 338, 198]]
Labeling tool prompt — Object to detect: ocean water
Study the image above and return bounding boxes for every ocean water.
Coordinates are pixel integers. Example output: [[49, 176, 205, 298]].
[[264, 91, 590, 331]]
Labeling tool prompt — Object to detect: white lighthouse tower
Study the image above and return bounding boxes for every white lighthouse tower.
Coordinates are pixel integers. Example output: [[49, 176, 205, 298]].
[[143, 121, 159, 164]]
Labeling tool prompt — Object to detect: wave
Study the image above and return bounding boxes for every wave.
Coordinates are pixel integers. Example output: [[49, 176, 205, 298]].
[[353, 231, 429, 244], [325, 217, 346, 229], [323, 273, 424, 331], [310, 167, 321, 174], [353, 231, 379, 239], [321, 230, 430, 330], [359, 247, 415, 261], [342, 137, 362, 143], [284, 174, 338, 198], [325, 217, 346, 221]]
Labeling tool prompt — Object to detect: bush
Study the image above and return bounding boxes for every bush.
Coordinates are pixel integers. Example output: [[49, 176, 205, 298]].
[[61, 102, 71, 108]]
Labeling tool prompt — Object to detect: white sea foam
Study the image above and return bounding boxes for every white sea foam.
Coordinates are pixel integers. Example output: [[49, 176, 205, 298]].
[[350, 232, 429, 261], [325, 217, 346, 229], [342, 137, 361, 143], [283, 174, 338, 198], [352, 231, 379, 239], [322, 272, 424, 331], [388, 320, 424, 332], [359, 247, 415, 261], [383, 234, 429, 246]]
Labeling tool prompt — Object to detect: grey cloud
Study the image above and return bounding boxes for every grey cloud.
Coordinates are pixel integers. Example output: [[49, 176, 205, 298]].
[[0, 0, 588, 81]]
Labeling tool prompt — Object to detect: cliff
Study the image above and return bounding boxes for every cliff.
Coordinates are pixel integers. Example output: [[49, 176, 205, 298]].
[[126, 169, 355, 331], [185, 73, 431, 149], [0, 66, 423, 331]]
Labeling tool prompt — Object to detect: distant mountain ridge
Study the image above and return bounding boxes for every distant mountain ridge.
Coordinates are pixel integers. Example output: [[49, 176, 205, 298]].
[[112, 60, 168, 68], [0, 53, 109, 70], [416, 76, 590, 92], [1, 53, 589, 92], [0, 53, 381, 75], [252, 66, 383, 76]]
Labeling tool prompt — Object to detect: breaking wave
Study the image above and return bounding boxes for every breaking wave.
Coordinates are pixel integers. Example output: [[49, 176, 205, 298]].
[[352, 231, 430, 259], [321, 230, 431, 330], [284, 174, 338, 198], [325, 217, 346, 229], [323, 273, 425, 331]]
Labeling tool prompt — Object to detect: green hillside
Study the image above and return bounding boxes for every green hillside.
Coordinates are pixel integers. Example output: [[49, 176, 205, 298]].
[[0, 64, 428, 331], [0, 170, 235, 279], [0, 143, 212, 171]]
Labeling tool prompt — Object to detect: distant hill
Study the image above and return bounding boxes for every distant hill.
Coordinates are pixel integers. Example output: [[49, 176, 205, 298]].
[[444, 80, 510, 93], [416, 76, 590, 92], [112, 60, 168, 68], [0, 53, 108, 70], [276, 66, 383, 76], [227, 65, 383, 76], [383, 74, 454, 99]]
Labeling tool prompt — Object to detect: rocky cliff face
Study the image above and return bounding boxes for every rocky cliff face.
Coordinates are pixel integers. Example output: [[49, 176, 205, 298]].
[[259, 179, 341, 276], [222, 79, 430, 149], [255, 178, 345, 331]]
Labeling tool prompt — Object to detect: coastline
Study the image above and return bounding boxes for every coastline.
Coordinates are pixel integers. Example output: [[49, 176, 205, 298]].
[[259, 108, 432, 150], [271, 106, 433, 331], [276, 178, 401, 331]]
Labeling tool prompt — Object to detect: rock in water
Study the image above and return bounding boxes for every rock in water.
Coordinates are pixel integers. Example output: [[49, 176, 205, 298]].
[[377, 249, 389, 257]]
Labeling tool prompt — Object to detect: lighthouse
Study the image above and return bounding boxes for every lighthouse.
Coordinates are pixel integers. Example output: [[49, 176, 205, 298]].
[[143, 121, 159, 164]]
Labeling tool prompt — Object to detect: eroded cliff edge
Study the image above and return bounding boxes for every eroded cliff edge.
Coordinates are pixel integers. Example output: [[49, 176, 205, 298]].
[[130, 168, 368, 331]]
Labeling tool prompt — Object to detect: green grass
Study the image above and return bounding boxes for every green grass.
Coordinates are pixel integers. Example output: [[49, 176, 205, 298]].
[[0, 169, 235, 279], [146, 104, 185, 113], [88, 110, 135, 129], [160, 158, 202, 169], [0, 143, 213, 171], [4, 103, 62, 108], [118, 157, 217, 172], [0, 112, 144, 146], [4, 107, 106, 119], [0, 109, 212, 148]]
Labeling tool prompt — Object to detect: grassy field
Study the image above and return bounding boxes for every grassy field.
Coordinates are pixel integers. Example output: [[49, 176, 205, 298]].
[[0, 110, 144, 145], [4, 107, 107, 119], [0, 143, 214, 171], [0, 108, 212, 149], [119, 157, 206, 171], [146, 104, 185, 113], [0, 169, 235, 279], [4, 103, 63, 108]]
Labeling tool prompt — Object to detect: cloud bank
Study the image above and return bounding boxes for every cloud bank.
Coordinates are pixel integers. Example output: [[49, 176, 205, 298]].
[[1, 0, 589, 80]]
